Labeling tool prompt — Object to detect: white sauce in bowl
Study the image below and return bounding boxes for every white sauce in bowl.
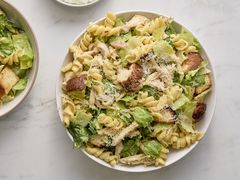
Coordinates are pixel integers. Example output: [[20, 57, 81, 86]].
[[62, 0, 96, 5]]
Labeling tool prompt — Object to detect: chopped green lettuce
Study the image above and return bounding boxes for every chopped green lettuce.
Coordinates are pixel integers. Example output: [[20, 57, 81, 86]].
[[115, 17, 125, 27], [182, 61, 208, 87], [0, 37, 14, 57], [68, 123, 89, 148], [171, 95, 189, 111], [88, 118, 102, 135], [67, 90, 85, 100], [152, 27, 165, 41], [152, 123, 173, 136], [71, 110, 93, 127], [132, 107, 153, 127], [120, 95, 136, 102], [120, 137, 141, 158], [141, 85, 160, 100], [179, 28, 201, 50], [153, 40, 175, 62], [142, 140, 162, 158], [12, 34, 33, 69], [165, 24, 176, 35], [12, 79, 27, 94], [178, 114, 194, 133]]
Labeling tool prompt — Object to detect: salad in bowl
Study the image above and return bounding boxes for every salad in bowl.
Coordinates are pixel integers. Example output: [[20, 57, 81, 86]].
[[56, 11, 215, 172]]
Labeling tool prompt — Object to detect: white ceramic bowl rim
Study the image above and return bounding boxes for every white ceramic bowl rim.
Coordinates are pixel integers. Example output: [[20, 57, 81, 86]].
[[0, 1, 39, 118], [56, 10, 216, 172], [55, 0, 99, 7]]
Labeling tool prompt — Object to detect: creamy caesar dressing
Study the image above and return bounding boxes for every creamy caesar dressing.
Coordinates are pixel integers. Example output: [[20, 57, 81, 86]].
[[63, 0, 96, 5]]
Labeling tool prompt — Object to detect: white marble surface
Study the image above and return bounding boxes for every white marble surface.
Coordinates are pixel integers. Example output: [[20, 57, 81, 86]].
[[0, 0, 239, 179]]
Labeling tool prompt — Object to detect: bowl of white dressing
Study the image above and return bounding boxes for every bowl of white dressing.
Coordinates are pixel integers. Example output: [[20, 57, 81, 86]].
[[56, 0, 100, 7]]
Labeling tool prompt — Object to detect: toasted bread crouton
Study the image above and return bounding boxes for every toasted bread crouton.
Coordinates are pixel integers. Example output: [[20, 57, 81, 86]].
[[66, 74, 87, 92], [195, 74, 211, 95], [118, 63, 144, 91], [0, 67, 19, 98], [192, 102, 206, 120], [182, 53, 203, 73]]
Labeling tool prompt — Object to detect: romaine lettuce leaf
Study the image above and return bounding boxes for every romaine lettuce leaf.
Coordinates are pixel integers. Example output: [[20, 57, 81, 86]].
[[72, 110, 93, 127], [88, 118, 102, 135], [142, 140, 162, 158], [120, 137, 141, 158], [0, 37, 15, 57], [132, 107, 153, 127], [68, 123, 89, 148], [179, 28, 201, 50], [12, 34, 33, 69], [171, 94, 189, 111], [12, 79, 27, 94]]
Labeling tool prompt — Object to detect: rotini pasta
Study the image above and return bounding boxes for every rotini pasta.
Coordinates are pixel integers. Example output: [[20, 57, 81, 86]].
[[104, 12, 117, 27], [98, 113, 123, 130], [85, 146, 118, 166]]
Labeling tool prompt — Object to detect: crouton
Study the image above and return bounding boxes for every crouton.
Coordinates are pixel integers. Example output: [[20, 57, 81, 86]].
[[118, 63, 144, 91], [182, 53, 203, 73], [192, 102, 206, 120], [0, 67, 19, 98], [66, 74, 87, 92]]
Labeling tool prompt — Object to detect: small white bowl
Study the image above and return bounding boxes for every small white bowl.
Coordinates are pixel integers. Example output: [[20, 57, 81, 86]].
[[56, 11, 216, 172], [55, 0, 99, 7], [0, 1, 39, 118]]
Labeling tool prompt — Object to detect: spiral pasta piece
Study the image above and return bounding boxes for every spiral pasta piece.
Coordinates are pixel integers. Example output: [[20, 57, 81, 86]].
[[136, 17, 167, 35], [62, 96, 76, 127], [171, 34, 198, 53], [85, 146, 117, 166], [156, 128, 178, 147], [138, 91, 158, 109], [155, 147, 169, 166], [78, 32, 93, 51], [104, 12, 116, 27], [98, 113, 123, 130], [102, 60, 118, 83], [126, 43, 153, 63], [171, 132, 203, 149], [87, 24, 122, 37]]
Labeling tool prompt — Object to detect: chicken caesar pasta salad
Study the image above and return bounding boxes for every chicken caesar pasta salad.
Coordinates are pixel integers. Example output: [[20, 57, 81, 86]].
[[0, 9, 33, 106], [61, 12, 212, 166]]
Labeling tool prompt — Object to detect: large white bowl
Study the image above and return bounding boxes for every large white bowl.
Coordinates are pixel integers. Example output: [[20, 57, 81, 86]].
[[0, 1, 39, 118], [56, 11, 216, 172]]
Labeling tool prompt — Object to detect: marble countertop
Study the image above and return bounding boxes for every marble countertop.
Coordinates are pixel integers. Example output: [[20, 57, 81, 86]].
[[0, 0, 239, 179]]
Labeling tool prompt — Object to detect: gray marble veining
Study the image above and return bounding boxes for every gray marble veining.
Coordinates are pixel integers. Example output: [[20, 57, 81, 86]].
[[0, 0, 239, 179]]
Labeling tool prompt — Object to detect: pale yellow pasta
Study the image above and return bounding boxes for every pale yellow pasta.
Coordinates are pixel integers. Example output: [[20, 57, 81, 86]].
[[138, 91, 158, 109], [171, 132, 203, 149], [136, 17, 168, 35], [78, 32, 93, 51], [155, 147, 169, 166], [104, 12, 116, 27], [0, 50, 19, 65], [102, 59, 118, 83], [85, 146, 117, 166], [61, 62, 73, 73], [87, 24, 122, 37], [98, 113, 123, 130], [71, 59, 83, 73], [126, 43, 153, 63]]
